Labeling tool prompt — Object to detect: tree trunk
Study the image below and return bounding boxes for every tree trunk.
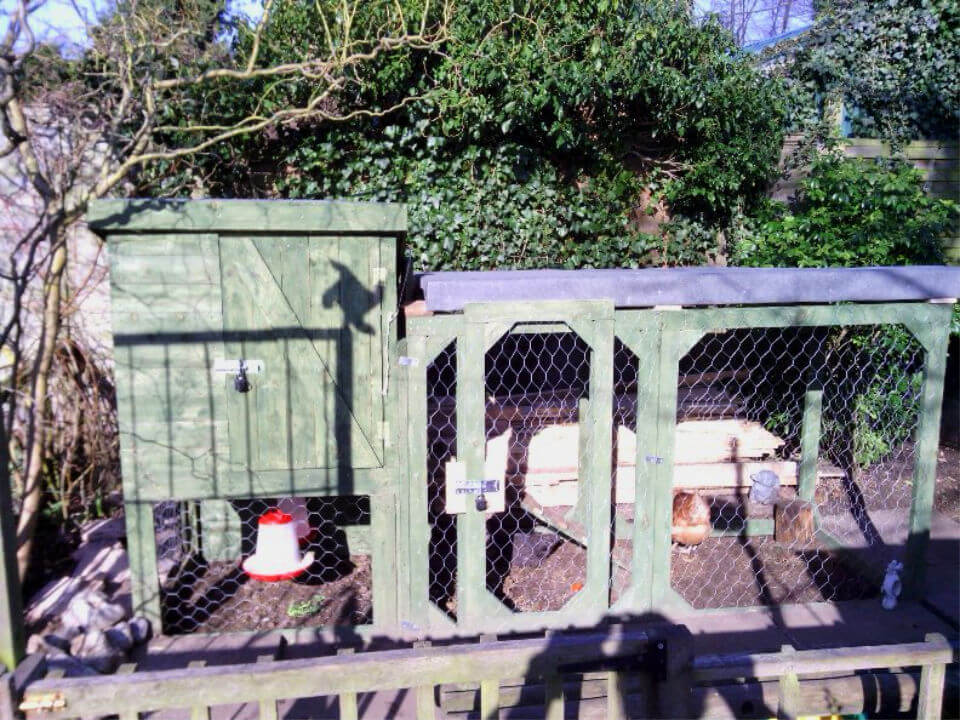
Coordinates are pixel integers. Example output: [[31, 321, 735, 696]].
[[15, 235, 67, 583]]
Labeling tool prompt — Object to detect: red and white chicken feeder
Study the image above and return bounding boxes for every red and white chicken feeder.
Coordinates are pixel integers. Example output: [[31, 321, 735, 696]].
[[242, 508, 315, 582]]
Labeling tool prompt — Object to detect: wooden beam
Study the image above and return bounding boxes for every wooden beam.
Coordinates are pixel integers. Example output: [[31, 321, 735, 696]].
[[797, 385, 822, 502], [20, 630, 653, 718], [917, 633, 948, 720], [0, 423, 24, 672], [88, 199, 407, 235]]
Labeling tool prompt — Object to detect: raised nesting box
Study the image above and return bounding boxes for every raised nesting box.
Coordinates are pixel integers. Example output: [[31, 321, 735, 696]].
[[90, 199, 406, 636]]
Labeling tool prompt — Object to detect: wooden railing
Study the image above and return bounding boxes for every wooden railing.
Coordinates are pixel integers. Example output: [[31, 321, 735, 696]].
[[2, 627, 954, 719]]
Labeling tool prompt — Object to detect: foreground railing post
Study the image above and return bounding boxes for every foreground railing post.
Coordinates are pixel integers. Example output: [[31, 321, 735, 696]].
[[0, 422, 25, 673], [916, 633, 947, 720]]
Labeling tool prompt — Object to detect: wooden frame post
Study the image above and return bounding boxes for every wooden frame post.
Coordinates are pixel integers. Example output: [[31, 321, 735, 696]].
[[797, 384, 823, 502], [0, 421, 25, 672], [903, 309, 951, 600]]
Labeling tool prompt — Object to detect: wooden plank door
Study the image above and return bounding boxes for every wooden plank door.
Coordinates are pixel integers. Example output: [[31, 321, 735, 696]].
[[219, 235, 385, 473]]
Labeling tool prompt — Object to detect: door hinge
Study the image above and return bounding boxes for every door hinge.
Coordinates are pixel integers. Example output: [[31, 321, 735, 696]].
[[20, 692, 67, 713]]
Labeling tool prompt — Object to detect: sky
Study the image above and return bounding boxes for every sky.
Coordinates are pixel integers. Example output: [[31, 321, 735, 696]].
[[3, 0, 815, 55]]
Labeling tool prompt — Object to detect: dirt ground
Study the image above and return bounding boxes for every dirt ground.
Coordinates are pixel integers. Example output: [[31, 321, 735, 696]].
[[497, 538, 587, 613], [161, 555, 372, 634]]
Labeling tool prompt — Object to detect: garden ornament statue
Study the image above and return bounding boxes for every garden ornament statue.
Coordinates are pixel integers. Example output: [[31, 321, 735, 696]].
[[242, 509, 315, 582], [881, 560, 903, 610]]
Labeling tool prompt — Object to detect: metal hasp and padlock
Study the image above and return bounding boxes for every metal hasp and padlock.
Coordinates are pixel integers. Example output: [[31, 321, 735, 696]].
[[213, 358, 263, 393]]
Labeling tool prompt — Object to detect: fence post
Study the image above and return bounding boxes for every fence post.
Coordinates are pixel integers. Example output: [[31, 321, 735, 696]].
[[797, 384, 823, 502], [903, 310, 950, 600], [917, 633, 948, 720], [0, 421, 25, 673]]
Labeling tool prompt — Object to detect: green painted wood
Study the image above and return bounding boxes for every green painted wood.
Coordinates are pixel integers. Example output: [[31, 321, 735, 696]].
[[583, 314, 614, 609], [124, 502, 163, 629], [798, 385, 823, 503], [903, 318, 951, 600], [0, 423, 25, 672], [479, 678, 499, 720], [456, 321, 487, 632], [370, 490, 399, 632], [404, 336, 432, 632], [652, 302, 946, 334], [258, 698, 279, 720], [190, 704, 210, 720], [544, 673, 564, 720], [650, 331, 689, 608], [606, 672, 626, 719], [19, 629, 654, 716], [614, 316, 660, 612], [89, 199, 408, 234], [463, 299, 614, 325], [917, 634, 947, 720], [416, 685, 434, 719], [118, 711, 139, 720], [110, 252, 221, 286], [777, 646, 802, 720], [219, 235, 383, 474]]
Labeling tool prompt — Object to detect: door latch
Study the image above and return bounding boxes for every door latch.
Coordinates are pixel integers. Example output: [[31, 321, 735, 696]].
[[234, 360, 251, 393]]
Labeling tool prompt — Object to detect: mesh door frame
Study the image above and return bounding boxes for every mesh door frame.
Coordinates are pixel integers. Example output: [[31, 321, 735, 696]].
[[404, 300, 951, 634]]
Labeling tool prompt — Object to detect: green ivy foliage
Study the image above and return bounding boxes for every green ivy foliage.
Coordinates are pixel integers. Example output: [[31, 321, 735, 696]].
[[732, 154, 955, 267], [144, 0, 786, 270], [769, 0, 959, 140]]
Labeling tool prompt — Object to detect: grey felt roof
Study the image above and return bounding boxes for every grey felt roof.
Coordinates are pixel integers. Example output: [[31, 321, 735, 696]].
[[416, 265, 960, 312]]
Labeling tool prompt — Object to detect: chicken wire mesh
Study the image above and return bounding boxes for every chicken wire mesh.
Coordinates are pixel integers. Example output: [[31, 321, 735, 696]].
[[484, 331, 590, 613], [427, 342, 458, 617], [154, 495, 373, 634], [669, 324, 924, 609]]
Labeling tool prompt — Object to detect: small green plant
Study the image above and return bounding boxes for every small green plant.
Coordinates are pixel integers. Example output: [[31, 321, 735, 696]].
[[286, 594, 327, 618], [733, 154, 954, 268]]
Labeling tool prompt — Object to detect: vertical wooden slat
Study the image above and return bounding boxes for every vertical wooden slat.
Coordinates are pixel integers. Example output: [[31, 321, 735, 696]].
[[544, 673, 564, 720], [0, 423, 25, 672], [583, 313, 614, 608], [456, 322, 486, 630], [124, 501, 162, 629], [797, 385, 823, 502], [404, 335, 431, 632], [370, 490, 398, 631], [479, 678, 500, 720], [649, 330, 688, 607], [416, 685, 435, 720], [336, 648, 359, 720], [917, 633, 947, 720], [606, 671, 627, 719], [258, 698, 279, 720], [777, 645, 801, 720], [621, 316, 660, 612], [188, 660, 210, 720], [903, 317, 950, 599], [118, 711, 140, 720]]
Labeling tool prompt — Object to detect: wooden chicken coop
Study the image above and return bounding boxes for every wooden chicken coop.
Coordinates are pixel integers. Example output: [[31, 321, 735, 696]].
[[89, 199, 958, 642]]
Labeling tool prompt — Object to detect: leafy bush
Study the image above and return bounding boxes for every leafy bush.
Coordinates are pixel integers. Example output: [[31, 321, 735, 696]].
[[144, 0, 786, 270], [769, 0, 960, 140], [732, 154, 954, 267]]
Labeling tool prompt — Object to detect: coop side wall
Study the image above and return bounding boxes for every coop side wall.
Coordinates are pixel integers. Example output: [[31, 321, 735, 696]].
[[402, 300, 952, 637], [92, 199, 407, 635]]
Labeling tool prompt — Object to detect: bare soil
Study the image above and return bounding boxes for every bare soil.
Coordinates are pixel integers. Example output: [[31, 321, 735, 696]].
[[161, 555, 372, 634], [496, 538, 587, 613]]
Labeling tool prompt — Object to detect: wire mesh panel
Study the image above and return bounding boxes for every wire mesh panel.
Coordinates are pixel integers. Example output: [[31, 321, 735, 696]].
[[155, 496, 373, 633], [483, 330, 590, 613], [427, 342, 458, 618], [610, 339, 640, 606], [669, 324, 923, 609]]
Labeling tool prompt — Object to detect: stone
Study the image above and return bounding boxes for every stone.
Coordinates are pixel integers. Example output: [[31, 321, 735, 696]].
[[70, 629, 126, 674], [63, 588, 127, 633], [128, 616, 152, 645], [105, 623, 135, 651], [44, 649, 100, 678]]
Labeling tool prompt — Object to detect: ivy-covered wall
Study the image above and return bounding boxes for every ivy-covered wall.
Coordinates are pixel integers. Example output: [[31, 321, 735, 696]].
[[144, 0, 786, 271]]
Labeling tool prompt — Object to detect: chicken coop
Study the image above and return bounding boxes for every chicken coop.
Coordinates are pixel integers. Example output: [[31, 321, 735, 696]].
[[91, 199, 958, 642]]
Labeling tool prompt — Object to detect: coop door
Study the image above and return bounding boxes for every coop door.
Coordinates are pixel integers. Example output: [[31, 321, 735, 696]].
[[435, 309, 619, 627], [219, 235, 385, 471]]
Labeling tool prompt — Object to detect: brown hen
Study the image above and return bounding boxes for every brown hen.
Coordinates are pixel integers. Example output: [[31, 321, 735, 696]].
[[671, 491, 711, 546]]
